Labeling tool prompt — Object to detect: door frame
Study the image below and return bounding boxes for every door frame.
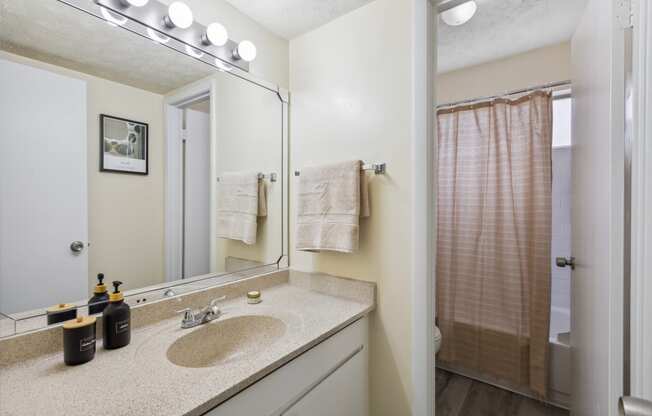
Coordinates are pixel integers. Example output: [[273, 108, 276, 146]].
[[164, 78, 218, 282], [412, 1, 436, 416], [630, 0, 652, 400]]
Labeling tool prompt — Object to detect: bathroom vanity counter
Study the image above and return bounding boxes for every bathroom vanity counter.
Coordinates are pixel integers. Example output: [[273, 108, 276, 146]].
[[0, 272, 375, 416]]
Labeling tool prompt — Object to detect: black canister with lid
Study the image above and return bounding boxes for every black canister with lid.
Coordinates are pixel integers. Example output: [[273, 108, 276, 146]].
[[46, 303, 77, 325], [88, 273, 109, 315], [63, 316, 96, 365], [102, 281, 131, 349]]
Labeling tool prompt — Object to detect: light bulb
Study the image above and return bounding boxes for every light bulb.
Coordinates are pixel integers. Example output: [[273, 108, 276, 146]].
[[202, 22, 229, 46], [164, 2, 193, 29], [100, 7, 127, 26], [441, 0, 477, 26], [233, 40, 256, 62], [119, 0, 149, 7]]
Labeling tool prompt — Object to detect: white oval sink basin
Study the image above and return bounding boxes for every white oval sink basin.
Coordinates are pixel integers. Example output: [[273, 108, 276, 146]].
[[166, 315, 286, 368]]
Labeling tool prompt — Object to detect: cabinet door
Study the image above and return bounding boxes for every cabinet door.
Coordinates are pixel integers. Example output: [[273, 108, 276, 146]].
[[205, 317, 369, 416], [282, 346, 369, 416]]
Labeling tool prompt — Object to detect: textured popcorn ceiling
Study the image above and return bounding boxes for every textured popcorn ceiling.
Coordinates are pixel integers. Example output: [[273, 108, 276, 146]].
[[0, 0, 214, 94], [0, 0, 588, 88], [224, 0, 374, 39], [438, 0, 587, 73]]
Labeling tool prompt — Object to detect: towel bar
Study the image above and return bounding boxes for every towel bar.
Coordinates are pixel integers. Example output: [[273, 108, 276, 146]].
[[294, 162, 386, 176], [217, 172, 277, 182]]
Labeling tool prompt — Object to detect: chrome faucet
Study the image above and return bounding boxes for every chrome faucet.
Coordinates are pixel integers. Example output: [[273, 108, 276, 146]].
[[176, 296, 226, 329]]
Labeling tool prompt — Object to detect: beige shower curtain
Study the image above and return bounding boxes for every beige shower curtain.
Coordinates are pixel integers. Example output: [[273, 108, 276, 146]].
[[436, 91, 553, 397]]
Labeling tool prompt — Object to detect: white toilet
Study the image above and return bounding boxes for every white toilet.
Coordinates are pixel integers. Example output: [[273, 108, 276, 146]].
[[434, 326, 442, 354]]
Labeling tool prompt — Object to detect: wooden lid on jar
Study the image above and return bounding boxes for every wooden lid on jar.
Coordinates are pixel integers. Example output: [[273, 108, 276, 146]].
[[63, 316, 96, 330], [46, 303, 76, 314]]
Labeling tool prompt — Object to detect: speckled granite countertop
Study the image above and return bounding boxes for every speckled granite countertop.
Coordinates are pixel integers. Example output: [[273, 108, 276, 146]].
[[0, 272, 375, 416]]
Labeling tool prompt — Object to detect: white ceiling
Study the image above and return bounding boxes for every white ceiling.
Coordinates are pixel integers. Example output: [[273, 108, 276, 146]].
[[438, 0, 588, 73], [1, 0, 589, 89], [223, 0, 374, 40]]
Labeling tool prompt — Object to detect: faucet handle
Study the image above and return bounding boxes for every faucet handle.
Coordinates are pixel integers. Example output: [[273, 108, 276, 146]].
[[176, 308, 195, 322], [209, 296, 227, 308], [205, 296, 226, 316]]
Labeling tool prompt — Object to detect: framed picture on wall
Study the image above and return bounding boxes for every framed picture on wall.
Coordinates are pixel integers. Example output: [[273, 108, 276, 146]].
[[100, 114, 148, 175]]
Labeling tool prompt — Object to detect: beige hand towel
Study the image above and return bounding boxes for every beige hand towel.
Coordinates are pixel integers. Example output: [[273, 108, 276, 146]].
[[258, 180, 267, 218], [216, 172, 262, 245], [296, 160, 370, 253]]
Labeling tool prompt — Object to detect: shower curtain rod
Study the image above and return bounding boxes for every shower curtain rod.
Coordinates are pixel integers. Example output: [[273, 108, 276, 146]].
[[435, 80, 572, 109]]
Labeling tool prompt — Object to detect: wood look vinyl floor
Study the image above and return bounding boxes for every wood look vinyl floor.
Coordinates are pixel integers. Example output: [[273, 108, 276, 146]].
[[436, 369, 569, 416]]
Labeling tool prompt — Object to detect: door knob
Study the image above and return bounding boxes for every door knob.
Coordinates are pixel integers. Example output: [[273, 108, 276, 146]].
[[555, 256, 576, 270], [69, 241, 86, 253], [620, 397, 652, 416]]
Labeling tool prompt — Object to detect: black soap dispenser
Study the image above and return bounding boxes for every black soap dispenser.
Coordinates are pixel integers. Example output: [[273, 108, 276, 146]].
[[102, 281, 131, 350], [88, 273, 109, 315]]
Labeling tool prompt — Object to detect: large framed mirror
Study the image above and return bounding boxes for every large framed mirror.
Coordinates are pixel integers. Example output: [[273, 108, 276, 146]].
[[0, 0, 288, 336]]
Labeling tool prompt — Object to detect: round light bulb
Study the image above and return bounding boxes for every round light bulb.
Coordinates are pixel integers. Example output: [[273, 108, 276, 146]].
[[441, 0, 477, 26], [203, 22, 229, 46], [233, 40, 256, 62], [120, 0, 149, 7], [165, 2, 193, 29]]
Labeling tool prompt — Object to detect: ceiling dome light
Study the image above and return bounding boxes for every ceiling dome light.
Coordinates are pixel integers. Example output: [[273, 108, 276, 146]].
[[100, 7, 127, 27], [119, 0, 149, 7], [232, 40, 256, 62], [202, 22, 229, 47], [164, 2, 193, 29], [441, 0, 477, 26]]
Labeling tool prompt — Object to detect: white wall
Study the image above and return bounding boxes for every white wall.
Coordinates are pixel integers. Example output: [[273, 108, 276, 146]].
[[289, 1, 416, 414], [437, 42, 571, 104]]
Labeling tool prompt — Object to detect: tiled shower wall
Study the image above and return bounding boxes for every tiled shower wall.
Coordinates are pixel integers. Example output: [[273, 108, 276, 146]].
[[551, 147, 572, 314]]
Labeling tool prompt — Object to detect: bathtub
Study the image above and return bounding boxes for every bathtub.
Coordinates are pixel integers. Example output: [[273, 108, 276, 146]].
[[549, 306, 571, 407], [436, 306, 572, 407]]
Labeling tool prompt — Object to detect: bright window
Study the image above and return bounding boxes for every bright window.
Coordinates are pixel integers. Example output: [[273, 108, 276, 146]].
[[552, 96, 572, 147]]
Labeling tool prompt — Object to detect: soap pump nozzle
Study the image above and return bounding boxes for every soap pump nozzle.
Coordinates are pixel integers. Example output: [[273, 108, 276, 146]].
[[93, 273, 107, 294], [109, 281, 124, 302]]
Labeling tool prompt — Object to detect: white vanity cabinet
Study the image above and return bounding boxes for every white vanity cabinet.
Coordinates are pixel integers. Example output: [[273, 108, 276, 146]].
[[206, 316, 369, 416]]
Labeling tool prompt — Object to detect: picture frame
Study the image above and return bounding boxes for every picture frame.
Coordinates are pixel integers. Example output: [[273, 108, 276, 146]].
[[100, 114, 149, 175]]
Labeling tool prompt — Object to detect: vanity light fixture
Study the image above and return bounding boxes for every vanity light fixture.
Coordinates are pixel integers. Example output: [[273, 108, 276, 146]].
[[164, 1, 194, 29], [92, 0, 254, 71], [100, 7, 127, 26], [147, 27, 170, 44], [119, 0, 149, 7], [441, 0, 477, 26], [232, 40, 257, 62], [202, 22, 229, 47]]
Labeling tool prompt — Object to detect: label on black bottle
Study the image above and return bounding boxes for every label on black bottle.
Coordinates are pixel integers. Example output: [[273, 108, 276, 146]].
[[80, 335, 96, 352], [115, 319, 129, 334]]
